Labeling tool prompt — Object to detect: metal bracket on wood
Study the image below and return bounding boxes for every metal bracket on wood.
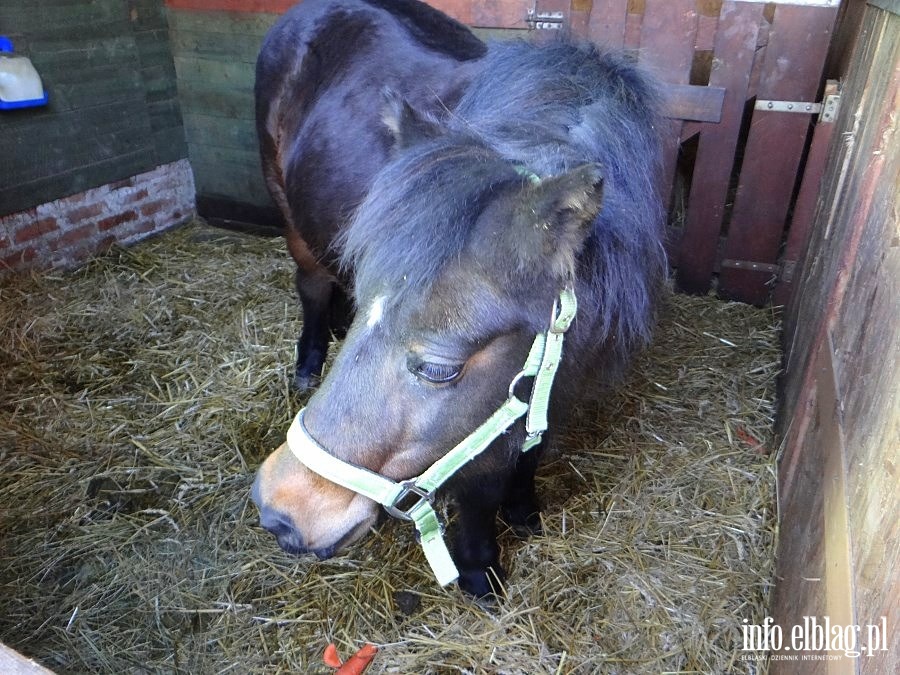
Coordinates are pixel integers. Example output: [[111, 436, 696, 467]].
[[755, 99, 823, 114], [526, 9, 564, 30], [754, 92, 841, 123], [720, 259, 780, 274]]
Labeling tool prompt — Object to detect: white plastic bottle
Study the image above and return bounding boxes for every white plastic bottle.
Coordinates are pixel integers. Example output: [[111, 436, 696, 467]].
[[0, 36, 48, 109]]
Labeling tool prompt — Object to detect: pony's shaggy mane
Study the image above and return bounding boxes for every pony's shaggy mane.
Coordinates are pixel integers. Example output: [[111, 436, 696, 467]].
[[340, 40, 666, 357]]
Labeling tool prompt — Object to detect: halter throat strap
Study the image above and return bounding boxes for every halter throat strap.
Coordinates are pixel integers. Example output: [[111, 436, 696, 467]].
[[286, 287, 577, 586]]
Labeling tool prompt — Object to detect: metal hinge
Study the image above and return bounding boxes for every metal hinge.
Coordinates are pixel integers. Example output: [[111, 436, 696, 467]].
[[754, 82, 842, 124], [526, 8, 564, 30]]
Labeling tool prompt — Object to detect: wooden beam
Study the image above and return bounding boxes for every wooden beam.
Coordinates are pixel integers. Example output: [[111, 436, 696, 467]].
[[675, 1, 763, 294]]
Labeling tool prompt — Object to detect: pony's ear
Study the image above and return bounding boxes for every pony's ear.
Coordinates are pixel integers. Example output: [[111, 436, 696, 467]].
[[509, 163, 604, 280], [381, 88, 444, 150]]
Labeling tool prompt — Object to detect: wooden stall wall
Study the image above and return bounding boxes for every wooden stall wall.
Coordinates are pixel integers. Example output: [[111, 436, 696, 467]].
[[166, 5, 283, 228], [0, 0, 188, 215], [166, 0, 843, 307], [774, 1, 899, 673], [0, 0, 194, 274]]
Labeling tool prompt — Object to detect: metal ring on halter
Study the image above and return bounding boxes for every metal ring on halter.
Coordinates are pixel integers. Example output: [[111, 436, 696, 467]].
[[507, 368, 530, 400], [383, 481, 435, 521]]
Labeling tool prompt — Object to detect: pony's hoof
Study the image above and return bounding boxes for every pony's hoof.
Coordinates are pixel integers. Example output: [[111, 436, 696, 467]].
[[457, 566, 506, 599], [501, 505, 542, 538], [293, 373, 320, 391]]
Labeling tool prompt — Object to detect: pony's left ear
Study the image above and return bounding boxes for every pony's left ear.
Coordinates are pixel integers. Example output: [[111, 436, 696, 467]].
[[510, 163, 604, 280], [381, 88, 444, 150]]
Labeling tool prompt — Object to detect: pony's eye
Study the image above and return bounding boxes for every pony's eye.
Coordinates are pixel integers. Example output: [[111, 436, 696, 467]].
[[411, 360, 463, 384]]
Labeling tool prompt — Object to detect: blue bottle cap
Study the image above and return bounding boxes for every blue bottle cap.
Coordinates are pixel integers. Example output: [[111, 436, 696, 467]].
[[0, 36, 14, 53]]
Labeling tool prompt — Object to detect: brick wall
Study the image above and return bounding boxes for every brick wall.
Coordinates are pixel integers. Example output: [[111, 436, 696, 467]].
[[1, 159, 195, 274]]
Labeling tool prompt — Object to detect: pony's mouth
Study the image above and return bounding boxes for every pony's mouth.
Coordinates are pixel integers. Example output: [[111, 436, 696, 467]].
[[275, 514, 378, 560]]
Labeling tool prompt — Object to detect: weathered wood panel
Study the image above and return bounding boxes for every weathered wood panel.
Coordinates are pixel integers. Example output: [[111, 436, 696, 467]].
[[167, 8, 278, 212], [717, 3, 838, 305], [775, 3, 900, 673], [675, 1, 763, 294], [638, 0, 698, 221], [0, 0, 186, 216]]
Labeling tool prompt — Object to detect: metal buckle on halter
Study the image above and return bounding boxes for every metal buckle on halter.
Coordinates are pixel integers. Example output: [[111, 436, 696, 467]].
[[383, 481, 435, 521]]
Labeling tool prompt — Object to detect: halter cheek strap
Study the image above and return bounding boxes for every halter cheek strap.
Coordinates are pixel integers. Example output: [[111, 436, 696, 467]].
[[286, 287, 577, 586]]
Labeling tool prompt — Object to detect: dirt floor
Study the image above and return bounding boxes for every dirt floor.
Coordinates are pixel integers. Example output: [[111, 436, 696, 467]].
[[0, 222, 779, 673]]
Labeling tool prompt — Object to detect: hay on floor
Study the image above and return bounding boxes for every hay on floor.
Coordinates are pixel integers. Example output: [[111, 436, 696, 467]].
[[0, 222, 780, 673]]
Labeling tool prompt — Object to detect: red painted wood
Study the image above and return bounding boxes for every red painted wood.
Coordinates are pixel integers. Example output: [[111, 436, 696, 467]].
[[774, 95, 837, 307], [638, 0, 698, 253], [165, 0, 296, 11], [717, 4, 838, 305], [695, 13, 718, 52], [675, 1, 763, 294], [471, 0, 532, 29], [623, 11, 642, 50], [587, 0, 628, 49]]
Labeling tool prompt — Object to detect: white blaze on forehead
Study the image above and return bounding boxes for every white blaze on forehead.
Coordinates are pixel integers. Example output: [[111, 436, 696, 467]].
[[366, 294, 387, 329]]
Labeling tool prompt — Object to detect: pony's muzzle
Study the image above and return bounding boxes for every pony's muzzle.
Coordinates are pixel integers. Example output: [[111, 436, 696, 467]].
[[251, 465, 376, 559]]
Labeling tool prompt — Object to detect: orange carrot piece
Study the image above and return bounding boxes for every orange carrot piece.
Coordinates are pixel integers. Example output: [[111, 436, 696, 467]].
[[335, 643, 378, 675], [323, 643, 343, 668]]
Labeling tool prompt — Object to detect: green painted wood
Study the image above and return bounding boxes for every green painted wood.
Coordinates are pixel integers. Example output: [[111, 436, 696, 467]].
[[192, 161, 272, 207], [166, 9, 280, 37], [135, 30, 179, 68], [154, 128, 190, 165], [182, 114, 259, 152], [169, 29, 263, 63], [178, 85, 255, 120], [2, 101, 149, 139], [0, 151, 155, 216], [0, 0, 187, 216], [188, 143, 263, 171], [129, 0, 169, 31], [2, 130, 154, 185], [0, 1, 126, 32], [173, 55, 256, 88]]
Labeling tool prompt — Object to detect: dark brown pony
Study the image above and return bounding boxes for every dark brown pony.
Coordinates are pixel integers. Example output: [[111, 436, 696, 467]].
[[251, 0, 666, 596]]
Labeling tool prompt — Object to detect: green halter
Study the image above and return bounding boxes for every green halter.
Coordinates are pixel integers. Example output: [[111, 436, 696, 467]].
[[286, 287, 577, 586]]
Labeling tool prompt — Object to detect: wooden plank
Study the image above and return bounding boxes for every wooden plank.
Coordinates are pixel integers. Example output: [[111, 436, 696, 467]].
[[187, 143, 263, 172], [638, 0, 698, 248], [776, 11, 900, 673], [0, 0, 126, 32], [675, 1, 763, 294], [0, 151, 156, 216], [129, 1, 169, 31], [1, 130, 154, 185], [771, 340, 856, 673], [472, 0, 532, 29], [660, 83, 725, 123], [173, 55, 255, 89], [166, 0, 295, 12], [169, 28, 263, 63], [773, 82, 839, 308], [134, 29, 180, 69], [717, 3, 838, 304], [587, 0, 628, 49], [153, 127, 190, 165], [182, 114, 260, 152], [192, 159, 273, 206], [166, 8, 280, 36], [178, 85, 255, 120]]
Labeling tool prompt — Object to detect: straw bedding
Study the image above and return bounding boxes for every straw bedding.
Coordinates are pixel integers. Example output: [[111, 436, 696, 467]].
[[0, 222, 779, 674]]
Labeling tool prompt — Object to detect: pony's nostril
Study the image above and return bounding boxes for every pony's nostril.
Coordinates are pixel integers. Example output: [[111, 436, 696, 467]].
[[258, 507, 299, 540], [312, 545, 336, 560]]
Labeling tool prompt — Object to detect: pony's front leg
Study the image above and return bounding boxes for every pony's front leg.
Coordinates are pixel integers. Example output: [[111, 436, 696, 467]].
[[452, 478, 506, 598], [293, 267, 337, 390]]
